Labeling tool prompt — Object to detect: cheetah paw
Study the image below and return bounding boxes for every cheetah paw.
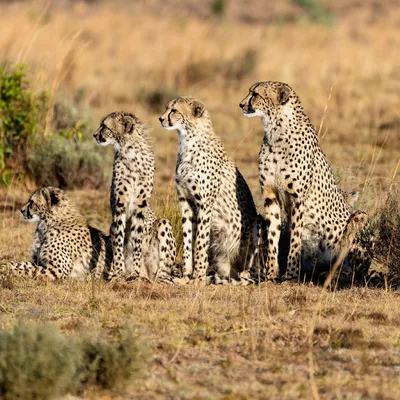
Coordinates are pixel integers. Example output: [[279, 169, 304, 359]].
[[172, 276, 192, 285]]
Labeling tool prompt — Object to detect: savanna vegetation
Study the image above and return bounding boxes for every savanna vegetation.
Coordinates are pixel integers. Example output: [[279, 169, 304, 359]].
[[0, 0, 399, 398]]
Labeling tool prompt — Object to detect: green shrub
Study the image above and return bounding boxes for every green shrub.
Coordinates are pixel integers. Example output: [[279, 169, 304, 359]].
[[0, 64, 107, 188], [0, 65, 47, 184]]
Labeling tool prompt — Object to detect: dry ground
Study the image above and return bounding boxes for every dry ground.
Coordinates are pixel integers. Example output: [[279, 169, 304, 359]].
[[0, 278, 399, 399], [1, 1, 400, 399]]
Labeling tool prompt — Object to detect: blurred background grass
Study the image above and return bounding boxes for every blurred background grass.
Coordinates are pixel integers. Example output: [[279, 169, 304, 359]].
[[0, 0, 398, 199]]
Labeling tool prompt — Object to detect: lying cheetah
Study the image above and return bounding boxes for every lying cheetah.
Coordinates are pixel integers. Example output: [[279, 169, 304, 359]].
[[239, 82, 357, 282], [93, 111, 176, 282], [1, 187, 109, 279], [159, 96, 259, 283]]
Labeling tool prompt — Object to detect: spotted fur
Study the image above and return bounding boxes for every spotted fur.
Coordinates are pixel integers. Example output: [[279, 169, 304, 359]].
[[93, 111, 176, 282], [1, 187, 109, 280], [159, 97, 259, 284], [240, 81, 363, 281]]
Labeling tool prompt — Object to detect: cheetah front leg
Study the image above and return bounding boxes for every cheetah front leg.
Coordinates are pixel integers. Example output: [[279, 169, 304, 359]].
[[108, 198, 127, 280], [153, 219, 177, 284], [246, 215, 268, 284], [263, 184, 281, 282], [282, 198, 304, 281], [193, 201, 213, 282], [126, 196, 148, 280], [177, 186, 197, 280]]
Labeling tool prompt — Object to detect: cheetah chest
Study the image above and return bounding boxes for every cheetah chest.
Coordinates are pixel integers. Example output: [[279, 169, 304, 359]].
[[258, 143, 286, 196]]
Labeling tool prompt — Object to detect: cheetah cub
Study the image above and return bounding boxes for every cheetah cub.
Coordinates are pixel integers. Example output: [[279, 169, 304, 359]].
[[1, 187, 108, 279], [240, 82, 358, 282], [93, 111, 176, 282], [159, 97, 259, 284]]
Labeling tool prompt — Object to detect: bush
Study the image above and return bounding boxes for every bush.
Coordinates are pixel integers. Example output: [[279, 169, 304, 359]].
[[372, 190, 400, 287], [0, 322, 149, 400], [0, 64, 107, 188], [82, 328, 149, 389], [0, 323, 81, 400], [27, 135, 109, 189], [0, 65, 47, 184]]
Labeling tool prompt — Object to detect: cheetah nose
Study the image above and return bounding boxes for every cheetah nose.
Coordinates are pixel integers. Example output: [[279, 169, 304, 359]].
[[20, 209, 24, 214], [158, 117, 164, 123], [93, 133, 97, 138], [239, 103, 244, 109]]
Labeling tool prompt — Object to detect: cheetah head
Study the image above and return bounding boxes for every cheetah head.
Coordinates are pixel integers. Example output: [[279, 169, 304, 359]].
[[239, 81, 293, 121], [21, 187, 67, 222], [159, 97, 207, 131], [93, 111, 144, 148]]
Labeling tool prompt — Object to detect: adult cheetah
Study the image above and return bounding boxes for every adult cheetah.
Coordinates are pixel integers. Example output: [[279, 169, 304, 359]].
[[1, 187, 109, 279], [239, 81, 357, 282], [93, 111, 176, 282], [159, 96, 259, 284]]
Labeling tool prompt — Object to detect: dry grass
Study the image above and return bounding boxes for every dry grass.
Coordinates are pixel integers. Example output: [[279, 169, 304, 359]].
[[0, 1, 400, 398], [0, 278, 399, 399], [0, 0, 399, 200]]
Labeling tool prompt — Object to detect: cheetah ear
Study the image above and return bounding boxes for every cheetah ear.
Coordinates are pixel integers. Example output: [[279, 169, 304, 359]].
[[123, 114, 135, 133], [277, 84, 290, 105], [49, 190, 60, 206], [193, 101, 205, 118], [41, 188, 51, 207]]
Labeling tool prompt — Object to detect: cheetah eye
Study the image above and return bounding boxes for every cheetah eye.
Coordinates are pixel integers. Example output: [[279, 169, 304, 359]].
[[170, 109, 176, 114]]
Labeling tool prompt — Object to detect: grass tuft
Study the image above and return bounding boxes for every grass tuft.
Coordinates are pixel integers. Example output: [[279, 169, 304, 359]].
[[81, 327, 150, 390]]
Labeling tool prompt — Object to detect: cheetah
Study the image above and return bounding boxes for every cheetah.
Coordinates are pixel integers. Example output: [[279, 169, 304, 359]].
[[1, 187, 109, 279], [93, 111, 176, 282], [159, 96, 259, 284], [239, 81, 359, 282]]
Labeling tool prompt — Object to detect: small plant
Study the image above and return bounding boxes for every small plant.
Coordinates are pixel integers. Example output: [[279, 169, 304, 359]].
[[210, 0, 227, 19], [293, 0, 334, 25]]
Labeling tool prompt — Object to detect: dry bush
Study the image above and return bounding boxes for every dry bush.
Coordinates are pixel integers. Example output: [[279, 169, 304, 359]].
[[80, 327, 150, 390], [0, 322, 81, 400], [0, 322, 149, 399], [27, 135, 109, 189], [372, 189, 400, 286]]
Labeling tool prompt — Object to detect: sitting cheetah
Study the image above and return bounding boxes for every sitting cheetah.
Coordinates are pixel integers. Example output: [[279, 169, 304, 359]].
[[93, 111, 176, 282], [1, 187, 109, 279], [159, 96, 259, 284], [239, 81, 359, 282]]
